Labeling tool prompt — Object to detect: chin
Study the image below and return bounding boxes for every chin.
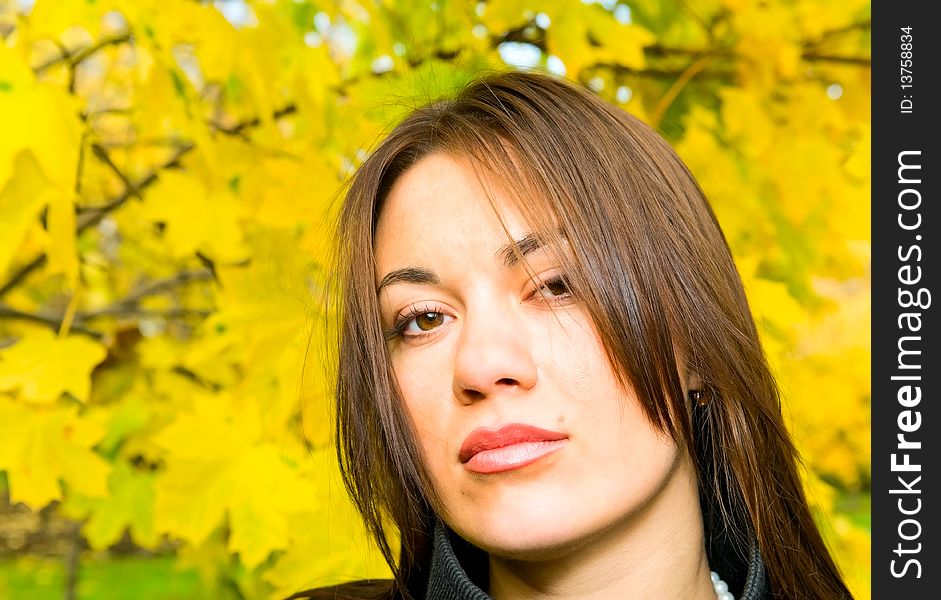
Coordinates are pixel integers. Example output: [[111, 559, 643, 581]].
[[451, 506, 596, 561]]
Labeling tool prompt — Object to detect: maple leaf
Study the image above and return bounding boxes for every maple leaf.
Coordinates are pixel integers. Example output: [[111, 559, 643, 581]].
[[63, 460, 159, 549], [139, 170, 249, 263], [0, 399, 110, 507], [0, 329, 108, 404], [152, 395, 316, 567]]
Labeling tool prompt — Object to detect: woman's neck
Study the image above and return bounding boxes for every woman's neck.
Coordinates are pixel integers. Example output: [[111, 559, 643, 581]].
[[486, 454, 715, 600]]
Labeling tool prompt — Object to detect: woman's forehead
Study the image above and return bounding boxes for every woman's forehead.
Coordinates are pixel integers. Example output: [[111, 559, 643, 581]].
[[373, 153, 568, 278], [385, 150, 563, 222], [378, 153, 534, 236]]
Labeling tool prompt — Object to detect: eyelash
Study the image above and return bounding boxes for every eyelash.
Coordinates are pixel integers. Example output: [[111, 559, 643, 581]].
[[384, 275, 574, 342], [384, 303, 450, 342], [528, 274, 573, 303]]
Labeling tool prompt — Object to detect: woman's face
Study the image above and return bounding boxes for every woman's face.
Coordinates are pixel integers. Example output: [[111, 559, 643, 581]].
[[374, 152, 699, 559]]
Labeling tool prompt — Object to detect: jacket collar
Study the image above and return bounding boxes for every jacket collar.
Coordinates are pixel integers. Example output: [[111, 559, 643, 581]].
[[425, 521, 767, 600]]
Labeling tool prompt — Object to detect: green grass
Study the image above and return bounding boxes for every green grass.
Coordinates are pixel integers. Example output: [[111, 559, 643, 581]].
[[836, 490, 872, 530], [0, 555, 201, 599]]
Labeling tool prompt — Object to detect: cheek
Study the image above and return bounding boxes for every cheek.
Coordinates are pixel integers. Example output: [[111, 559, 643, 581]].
[[549, 315, 673, 460], [392, 351, 454, 452], [546, 314, 620, 410]]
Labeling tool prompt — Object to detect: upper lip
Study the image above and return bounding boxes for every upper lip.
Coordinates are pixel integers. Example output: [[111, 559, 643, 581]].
[[459, 423, 568, 463]]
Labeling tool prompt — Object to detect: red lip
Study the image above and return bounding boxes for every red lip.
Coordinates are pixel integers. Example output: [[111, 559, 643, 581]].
[[459, 424, 568, 464]]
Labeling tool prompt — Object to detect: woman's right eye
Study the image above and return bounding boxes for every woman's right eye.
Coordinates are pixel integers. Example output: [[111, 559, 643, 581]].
[[530, 275, 574, 304], [536, 277, 571, 299]]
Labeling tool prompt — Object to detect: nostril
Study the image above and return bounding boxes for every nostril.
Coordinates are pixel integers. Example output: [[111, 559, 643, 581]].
[[496, 378, 517, 386], [461, 388, 486, 402]]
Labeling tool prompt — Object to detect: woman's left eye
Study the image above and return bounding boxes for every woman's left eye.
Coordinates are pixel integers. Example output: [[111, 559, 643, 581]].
[[406, 311, 449, 333], [386, 306, 454, 341], [533, 276, 573, 301]]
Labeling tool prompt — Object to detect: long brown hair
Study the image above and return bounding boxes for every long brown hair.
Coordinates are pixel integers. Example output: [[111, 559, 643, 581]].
[[319, 71, 850, 599]]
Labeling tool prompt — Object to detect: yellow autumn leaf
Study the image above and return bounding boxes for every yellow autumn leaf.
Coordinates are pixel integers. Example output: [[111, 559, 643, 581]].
[[545, 6, 592, 78], [173, 1, 239, 83], [227, 445, 317, 568], [542, 2, 654, 77], [152, 393, 255, 462], [845, 125, 871, 181], [24, 0, 121, 40], [829, 516, 872, 600], [137, 334, 187, 370], [299, 42, 342, 110], [0, 45, 82, 282], [139, 170, 249, 262], [153, 453, 231, 547], [0, 329, 108, 404], [585, 10, 655, 69], [0, 151, 56, 279], [0, 42, 38, 184], [128, 60, 194, 143], [244, 154, 339, 231], [264, 449, 391, 597], [62, 460, 159, 550], [719, 88, 775, 158], [480, 0, 531, 34], [0, 53, 81, 191], [0, 398, 110, 507], [151, 394, 254, 546], [153, 396, 315, 566], [795, 0, 870, 40], [742, 274, 807, 337], [766, 136, 844, 224], [46, 189, 79, 288]]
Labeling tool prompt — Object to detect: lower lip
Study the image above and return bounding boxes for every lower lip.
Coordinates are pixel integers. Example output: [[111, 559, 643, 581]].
[[463, 440, 567, 474]]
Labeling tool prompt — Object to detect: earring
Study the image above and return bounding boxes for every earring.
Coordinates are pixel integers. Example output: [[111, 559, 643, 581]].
[[689, 389, 708, 407]]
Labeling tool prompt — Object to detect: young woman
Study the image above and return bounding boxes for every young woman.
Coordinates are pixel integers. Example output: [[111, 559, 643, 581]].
[[294, 71, 852, 599]]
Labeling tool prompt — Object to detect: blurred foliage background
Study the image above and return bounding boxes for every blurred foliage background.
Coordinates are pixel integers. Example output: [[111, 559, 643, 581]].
[[0, 0, 870, 598]]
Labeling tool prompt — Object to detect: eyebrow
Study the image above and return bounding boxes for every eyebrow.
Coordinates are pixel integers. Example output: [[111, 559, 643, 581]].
[[376, 229, 566, 294], [376, 266, 439, 295], [496, 229, 566, 267]]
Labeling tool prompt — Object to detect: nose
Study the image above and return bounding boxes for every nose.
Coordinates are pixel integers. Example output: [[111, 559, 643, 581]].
[[452, 303, 538, 403]]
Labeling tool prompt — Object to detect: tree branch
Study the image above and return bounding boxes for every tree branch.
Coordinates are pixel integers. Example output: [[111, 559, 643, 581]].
[[644, 45, 732, 59], [123, 270, 215, 305], [0, 267, 214, 339], [803, 19, 871, 50], [90, 143, 141, 199], [33, 33, 131, 75], [75, 269, 215, 322], [642, 18, 871, 67], [651, 54, 715, 127], [801, 53, 871, 66], [172, 366, 223, 391], [0, 256, 49, 300], [644, 44, 869, 67], [76, 142, 196, 234], [81, 307, 212, 320], [211, 104, 298, 137], [0, 143, 195, 300], [0, 303, 103, 339], [588, 62, 734, 82], [0, 91, 290, 301]]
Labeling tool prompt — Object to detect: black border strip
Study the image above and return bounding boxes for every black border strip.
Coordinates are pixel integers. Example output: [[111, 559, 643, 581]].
[[872, 2, 937, 596]]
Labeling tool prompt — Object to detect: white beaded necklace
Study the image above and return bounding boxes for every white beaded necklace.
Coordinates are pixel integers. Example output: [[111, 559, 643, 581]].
[[711, 571, 735, 600]]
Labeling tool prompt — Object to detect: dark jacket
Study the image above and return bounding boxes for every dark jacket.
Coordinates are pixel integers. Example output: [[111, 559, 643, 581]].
[[425, 521, 768, 600], [290, 521, 768, 600]]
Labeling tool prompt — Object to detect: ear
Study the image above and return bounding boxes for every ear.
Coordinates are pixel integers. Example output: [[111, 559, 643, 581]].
[[672, 344, 701, 396], [683, 368, 709, 407]]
